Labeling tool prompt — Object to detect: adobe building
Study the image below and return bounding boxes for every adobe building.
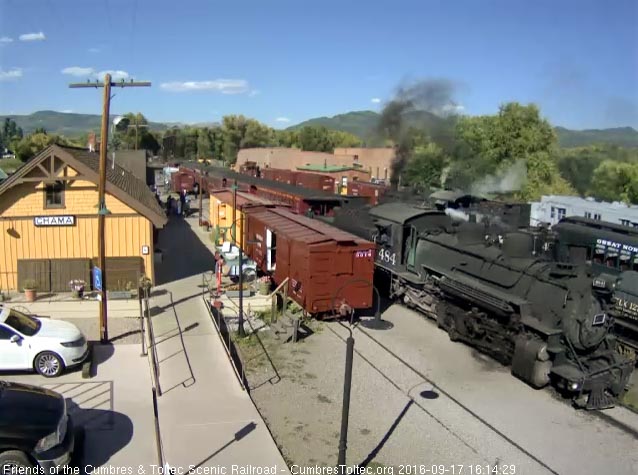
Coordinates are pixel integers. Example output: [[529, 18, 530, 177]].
[[333, 147, 395, 182], [236, 147, 395, 183], [0, 144, 167, 293]]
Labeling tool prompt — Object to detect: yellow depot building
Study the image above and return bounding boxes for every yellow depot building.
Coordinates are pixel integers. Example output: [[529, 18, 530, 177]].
[[0, 144, 167, 293], [209, 189, 282, 248]]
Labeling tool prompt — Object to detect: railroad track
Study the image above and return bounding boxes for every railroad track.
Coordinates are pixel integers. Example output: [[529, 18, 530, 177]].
[[324, 321, 560, 475]]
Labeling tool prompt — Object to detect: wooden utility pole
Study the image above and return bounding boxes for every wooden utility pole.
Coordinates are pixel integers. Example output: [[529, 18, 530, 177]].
[[69, 74, 151, 343], [129, 114, 148, 150], [198, 168, 204, 225]]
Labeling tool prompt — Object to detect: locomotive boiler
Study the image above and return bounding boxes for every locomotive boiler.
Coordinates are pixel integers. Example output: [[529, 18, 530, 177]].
[[330, 202, 634, 410]]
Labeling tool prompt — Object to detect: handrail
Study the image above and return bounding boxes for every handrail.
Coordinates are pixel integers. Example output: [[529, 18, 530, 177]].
[[203, 292, 247, 391], [143, 287, 162, 396]]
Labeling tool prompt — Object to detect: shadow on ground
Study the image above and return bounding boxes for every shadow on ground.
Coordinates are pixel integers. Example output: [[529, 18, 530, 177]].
[[155, 217, 216, 286]]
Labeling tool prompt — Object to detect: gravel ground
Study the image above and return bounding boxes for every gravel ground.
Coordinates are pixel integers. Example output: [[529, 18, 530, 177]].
[[237, 318, 523, 470], [236, 306, 638, 474]]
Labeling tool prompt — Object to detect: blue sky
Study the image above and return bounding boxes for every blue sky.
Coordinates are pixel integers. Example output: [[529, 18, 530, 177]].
[[0, 0, 637, 129]]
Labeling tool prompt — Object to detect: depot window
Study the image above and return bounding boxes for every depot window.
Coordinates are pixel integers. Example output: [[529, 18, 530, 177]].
[[44, 181, 65, 209]]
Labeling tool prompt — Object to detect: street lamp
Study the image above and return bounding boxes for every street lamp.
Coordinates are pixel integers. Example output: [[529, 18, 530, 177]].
[[111, 115, 130, 169], [330, 278, 382, 472]]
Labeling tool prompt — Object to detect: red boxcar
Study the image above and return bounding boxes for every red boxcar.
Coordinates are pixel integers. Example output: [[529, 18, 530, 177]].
[[262, 167, 298, 185], [171, 172, 196, 193], [347, 181, 388, 205], [243, 208, 376, 316], [295, 171, 335, 192]]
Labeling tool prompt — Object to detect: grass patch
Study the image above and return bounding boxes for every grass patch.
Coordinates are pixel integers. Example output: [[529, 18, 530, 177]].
[[0, 157, 23, 173]]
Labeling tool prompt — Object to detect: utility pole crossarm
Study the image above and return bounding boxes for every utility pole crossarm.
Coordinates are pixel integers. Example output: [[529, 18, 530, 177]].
[[69, 81, 152, 88]]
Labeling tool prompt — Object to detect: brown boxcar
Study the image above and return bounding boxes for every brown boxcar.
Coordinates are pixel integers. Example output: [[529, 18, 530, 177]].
[[171, 171, 196, 193], [262, 167, 298, 185], [347, 181, 388, 205], [295, 171, 335, 192], [243, 208, 376, 315]]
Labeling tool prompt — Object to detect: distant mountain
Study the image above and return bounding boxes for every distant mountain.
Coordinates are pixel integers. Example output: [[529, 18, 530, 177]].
[[288, 110, 382, 142], [289, 110, 638, 148], [555, 126, 638, 148], [0, 110, 171, 137]]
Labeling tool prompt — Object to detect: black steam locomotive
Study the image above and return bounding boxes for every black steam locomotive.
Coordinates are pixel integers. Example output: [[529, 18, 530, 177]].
[[553, 217, 638, 358], [329, 202, 634, 410]]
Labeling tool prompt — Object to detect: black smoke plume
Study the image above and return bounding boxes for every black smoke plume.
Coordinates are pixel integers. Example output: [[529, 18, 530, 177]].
[[378, 79, 461, 190]]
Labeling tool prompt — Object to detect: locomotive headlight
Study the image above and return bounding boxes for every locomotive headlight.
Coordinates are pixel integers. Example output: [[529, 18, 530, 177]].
[[570, 382, 579, 391]]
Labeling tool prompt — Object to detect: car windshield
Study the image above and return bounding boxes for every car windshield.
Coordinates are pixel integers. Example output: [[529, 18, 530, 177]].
[[4, 309, 41, 336]]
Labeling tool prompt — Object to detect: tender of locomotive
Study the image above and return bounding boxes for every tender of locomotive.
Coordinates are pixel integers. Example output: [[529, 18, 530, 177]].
[[331, 202, 634, 410], [553, 217, 638, 359]]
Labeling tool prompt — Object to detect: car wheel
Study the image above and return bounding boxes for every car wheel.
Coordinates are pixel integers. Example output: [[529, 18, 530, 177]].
[[34, 351, 64, 377], [0, 450, 34, 470]]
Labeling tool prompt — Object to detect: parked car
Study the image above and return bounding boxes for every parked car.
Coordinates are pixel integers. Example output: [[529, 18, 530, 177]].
[[0, 305, 89, 377], [0, 380, 75, 469]]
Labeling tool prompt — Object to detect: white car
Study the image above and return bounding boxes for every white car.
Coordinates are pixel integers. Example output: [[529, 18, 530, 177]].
[[0, 305, 89, 378]]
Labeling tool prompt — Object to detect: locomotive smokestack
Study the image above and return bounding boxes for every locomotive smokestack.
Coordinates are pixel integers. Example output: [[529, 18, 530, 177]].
[[378, 79, 462, 191]]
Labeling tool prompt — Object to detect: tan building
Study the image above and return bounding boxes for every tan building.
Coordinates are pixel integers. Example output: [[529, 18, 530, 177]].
[[334, 147, 395, 182], [236, 147, 396, 182], [236, 148, 356, 171], [0, 144, 167, 292]]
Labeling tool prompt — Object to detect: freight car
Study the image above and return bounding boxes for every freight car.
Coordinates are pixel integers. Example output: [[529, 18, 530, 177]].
[[180, 163, 368, 216], [242, 207, 376, 316], [347, 181, 389, 205], [329, 202, 634, 409]]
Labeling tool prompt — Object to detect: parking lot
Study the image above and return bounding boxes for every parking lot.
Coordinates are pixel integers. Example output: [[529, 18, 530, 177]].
[[1, 343, 157, 471]]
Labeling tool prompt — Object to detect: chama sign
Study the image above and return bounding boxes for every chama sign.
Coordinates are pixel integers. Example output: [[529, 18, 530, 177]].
[[33, 216, 76, 227]]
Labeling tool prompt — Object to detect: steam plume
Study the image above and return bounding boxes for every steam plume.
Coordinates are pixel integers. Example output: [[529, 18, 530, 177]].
[[378, 79, 461, 189], [470, 160, 528, 196]]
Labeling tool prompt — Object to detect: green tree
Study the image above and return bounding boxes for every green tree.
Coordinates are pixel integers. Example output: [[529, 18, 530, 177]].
[[518, 151, 575, 201], [275, 130, 299, 148], [455, 102, 570, 200], [0, 118, 23, 151], [590, 160, 638, 204], [197, 128, 213, 159], [242, 120, 275, 148], [330, 130, 362, 148], [14, 133, 73, 162], [298, 126, 334, 152], [222, 115, 248, 164], [403, 141, 449, 191]]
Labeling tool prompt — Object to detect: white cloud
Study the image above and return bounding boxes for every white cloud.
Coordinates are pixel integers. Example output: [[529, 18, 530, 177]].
[[61, 67, 130, 80], [0, 68, 23, 81], [61, 66, 95, 76], [97, 70, 129, 80], [160, 79, 250, 94], [0, 37, 13, 43], [249, 89, 260, 97], [275, 117, 291, 123], [371, 98, 381, 104], [88, 48, 100, 53], [61, 110, 73, 113], [19, 32, 46, 41]]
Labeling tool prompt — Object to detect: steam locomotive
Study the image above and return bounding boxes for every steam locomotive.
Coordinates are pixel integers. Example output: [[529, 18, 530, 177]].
[[328, 202, 634, 410], [553, 217, 638, 358]]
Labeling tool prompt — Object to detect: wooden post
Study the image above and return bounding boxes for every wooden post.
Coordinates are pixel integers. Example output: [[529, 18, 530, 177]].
[[97, 74, 112, 343], [69, 76, 151, 343]]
